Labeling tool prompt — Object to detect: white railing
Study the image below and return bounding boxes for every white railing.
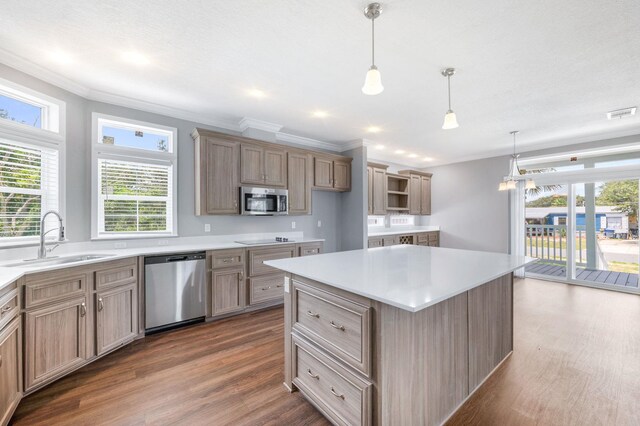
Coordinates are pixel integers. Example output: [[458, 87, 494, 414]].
[[525, 224, 587, 265]]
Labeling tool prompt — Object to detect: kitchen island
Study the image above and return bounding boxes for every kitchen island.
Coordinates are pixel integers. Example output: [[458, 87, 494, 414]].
[[266, 245, 535, 425]]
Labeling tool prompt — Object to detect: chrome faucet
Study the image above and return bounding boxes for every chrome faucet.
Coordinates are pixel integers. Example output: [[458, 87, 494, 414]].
[[38, 210, 65, 259]]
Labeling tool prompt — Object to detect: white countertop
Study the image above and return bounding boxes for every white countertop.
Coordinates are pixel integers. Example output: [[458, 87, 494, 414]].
[[265, 245, 535, 312], [0, 234, 324, 292], [368, 226, 440, 237]]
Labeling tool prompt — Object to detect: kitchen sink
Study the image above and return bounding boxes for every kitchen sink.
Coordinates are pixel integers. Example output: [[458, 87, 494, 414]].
[[2, 254, 115, 268]]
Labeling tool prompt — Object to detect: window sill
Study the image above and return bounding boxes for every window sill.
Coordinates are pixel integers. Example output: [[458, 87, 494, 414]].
[[0, 239, 69, 250]]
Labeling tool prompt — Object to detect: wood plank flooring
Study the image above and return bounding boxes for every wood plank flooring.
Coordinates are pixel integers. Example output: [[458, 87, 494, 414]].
[[12, 279, 640, 426], [447, 278, 640, 425], [11, 307, 330, 426]]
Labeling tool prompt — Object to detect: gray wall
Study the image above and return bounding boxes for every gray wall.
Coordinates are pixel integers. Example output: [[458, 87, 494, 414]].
[[0, 64, 344, 253], [420, 156, 512, 254], [340, 146, 367, 251]]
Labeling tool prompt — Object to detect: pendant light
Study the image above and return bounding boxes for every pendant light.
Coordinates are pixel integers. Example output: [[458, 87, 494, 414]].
[[441, 68, 459, 129], [362, 3, 384, 95], [498, 131, 536, 190]]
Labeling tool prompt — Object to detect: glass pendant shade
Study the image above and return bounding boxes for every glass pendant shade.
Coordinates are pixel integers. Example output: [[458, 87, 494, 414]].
[[506, 180, 517, 190], [525, 179, 537, 190], [498, 181, 508, 191], [362, 66, 384, 95], [442, 110, 459, 129]]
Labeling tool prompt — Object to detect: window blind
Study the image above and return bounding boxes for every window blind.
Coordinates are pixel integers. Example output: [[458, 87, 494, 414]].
[[97, 159, 173, 235], [0, 139, 59, 239]]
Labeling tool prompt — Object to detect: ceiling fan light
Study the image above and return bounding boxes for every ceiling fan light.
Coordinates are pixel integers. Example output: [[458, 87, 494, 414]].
[[525, 179, 537, 190], [362, 66, 384, 95], [498, 181, 508, 191], [442, 110, 459, 129]]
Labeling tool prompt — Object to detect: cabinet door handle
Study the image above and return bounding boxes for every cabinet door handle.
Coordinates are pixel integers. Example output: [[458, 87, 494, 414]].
[[329, 321, 345, 331], [306, 311, 320, 318], [239, 272, 244, 280], [98, 298, 104, 311], [80, 302, 87, 317], [275, 284, 283, 288], [330, 387, 345, 399], [0, 355, 2, 367], [307, 369, 319, 380]]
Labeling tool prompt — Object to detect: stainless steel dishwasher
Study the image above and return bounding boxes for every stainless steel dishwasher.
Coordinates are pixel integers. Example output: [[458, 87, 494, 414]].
[[144, 252, 206, 334]]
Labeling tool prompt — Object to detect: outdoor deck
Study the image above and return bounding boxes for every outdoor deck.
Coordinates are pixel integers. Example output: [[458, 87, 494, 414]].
[[526, 261, 639, 289]]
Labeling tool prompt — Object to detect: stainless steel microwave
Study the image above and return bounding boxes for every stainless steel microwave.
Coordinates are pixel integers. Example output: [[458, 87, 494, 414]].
[[240, 187, 288, 216]]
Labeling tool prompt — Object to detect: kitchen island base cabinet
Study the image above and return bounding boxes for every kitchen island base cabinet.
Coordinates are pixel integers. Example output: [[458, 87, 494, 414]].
[[283, 272, 514, 426]]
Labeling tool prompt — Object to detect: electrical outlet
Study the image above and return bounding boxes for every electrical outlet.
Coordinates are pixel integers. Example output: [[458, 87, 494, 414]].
[[204, 224, 211, 232], [158, 239, 169, 246], [114, 242, 127, 249], [317, 220, 322, 228], [291, 221, 296, 229]]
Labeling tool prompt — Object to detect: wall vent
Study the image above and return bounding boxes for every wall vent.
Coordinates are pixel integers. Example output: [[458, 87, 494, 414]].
[[607, 107, 636, 120]]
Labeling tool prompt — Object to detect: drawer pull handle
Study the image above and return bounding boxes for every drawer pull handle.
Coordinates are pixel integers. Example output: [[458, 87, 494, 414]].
[[307, 369, 319, 380], [223, 258, 232, 263], [0, 305, 11, 316], [306, 311, 320, 318], [330, 387, 345, 400], [261, 286, 272, 291], [98, 298, 104, 311], [276, 284, 283, 288], [329, 321, 345, 331], [80, 302, 87, 317]]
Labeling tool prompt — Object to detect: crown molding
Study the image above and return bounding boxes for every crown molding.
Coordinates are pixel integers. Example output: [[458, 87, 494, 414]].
[[341, 139, 365, 152], [239, 117, 283, 133], [275, 132, 342, 152]]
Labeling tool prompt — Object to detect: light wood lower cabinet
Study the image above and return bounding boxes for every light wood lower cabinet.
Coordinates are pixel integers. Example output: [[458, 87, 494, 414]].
[[24, 296, 88, 392], [211, 267, 245, 316], [0, 296, 21, 426], [96, 283, 138, 356]]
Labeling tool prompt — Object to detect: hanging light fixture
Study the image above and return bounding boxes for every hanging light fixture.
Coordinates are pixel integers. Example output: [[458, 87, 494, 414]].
[[498, 131, 536, 190], [362, 3, 384, 95], [441, 68, 459, 129]]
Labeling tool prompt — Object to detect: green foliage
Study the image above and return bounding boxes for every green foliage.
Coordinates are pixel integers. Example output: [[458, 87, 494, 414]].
[[596, 180, 639, 218], [526, 194, 585, 207]]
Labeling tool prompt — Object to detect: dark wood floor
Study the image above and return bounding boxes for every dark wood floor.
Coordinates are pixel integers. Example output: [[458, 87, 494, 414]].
[[12, 279, 640, 425], [526, 261, 639, 288]]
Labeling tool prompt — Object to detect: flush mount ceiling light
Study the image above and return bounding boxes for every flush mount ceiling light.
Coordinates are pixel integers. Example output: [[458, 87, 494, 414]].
[[499, 131, 536, 191], [362, 3, 384, 95], [441, 68, 459, 129], [246, 88, 267, 98], [366, 125, 382, 133], [311, 110, 329, 118], [121, 50, 150, 66]]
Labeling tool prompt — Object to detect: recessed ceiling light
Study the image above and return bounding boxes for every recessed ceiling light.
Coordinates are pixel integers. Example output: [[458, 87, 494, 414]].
[[408, 153, 418, 158], [311, 110, 329, 118], [394, 149, 405, 154], [48, 49, 74, 65], [374, 144, 385, 150], [423, 156, 434, 162], [367, 126, 382, 133], [247, 88, 267, 98], [121, 50, 150, 66]]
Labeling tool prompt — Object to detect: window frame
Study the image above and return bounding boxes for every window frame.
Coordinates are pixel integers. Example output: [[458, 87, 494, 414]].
[[91, 113, 178, 240], [0, 79, 65, 248]]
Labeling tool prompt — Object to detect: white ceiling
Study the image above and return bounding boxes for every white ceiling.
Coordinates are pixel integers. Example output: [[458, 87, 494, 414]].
[[1, 0, 639, 166]]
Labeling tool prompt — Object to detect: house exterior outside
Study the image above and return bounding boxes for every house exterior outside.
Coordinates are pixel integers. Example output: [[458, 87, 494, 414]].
[[526, 206, 629, 236]]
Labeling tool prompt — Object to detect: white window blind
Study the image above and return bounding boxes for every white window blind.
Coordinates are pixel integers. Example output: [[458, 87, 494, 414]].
[[97, 159, 173, 236], [0, 139, 59, 240]]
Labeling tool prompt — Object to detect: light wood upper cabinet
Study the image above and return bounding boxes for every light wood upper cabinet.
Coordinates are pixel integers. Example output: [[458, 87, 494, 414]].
[[24, 296, 88, 391], [333, 160, 351, 191], [240, 144, 264, 185], [288, 152, 312, 215], [399, 170, 433, 215], [240, 144, 287, 187], [368, 162, 388, 215], [193, 132, 239, 215], [314, 155, 352, 192], [367, 166, 373, 215], [96, 283, 137, 356], [313, 157, 333, 189], [211, 267, 245, 317]]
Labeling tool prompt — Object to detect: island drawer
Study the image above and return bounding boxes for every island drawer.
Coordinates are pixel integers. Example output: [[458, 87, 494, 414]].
[[292, 334, 372, 426], [292, 280, 371, 376], [249, 273, 285, 305], [210, 249, 245, 270], [248, 245, 295, 277], [0, 287, 19, 331]]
